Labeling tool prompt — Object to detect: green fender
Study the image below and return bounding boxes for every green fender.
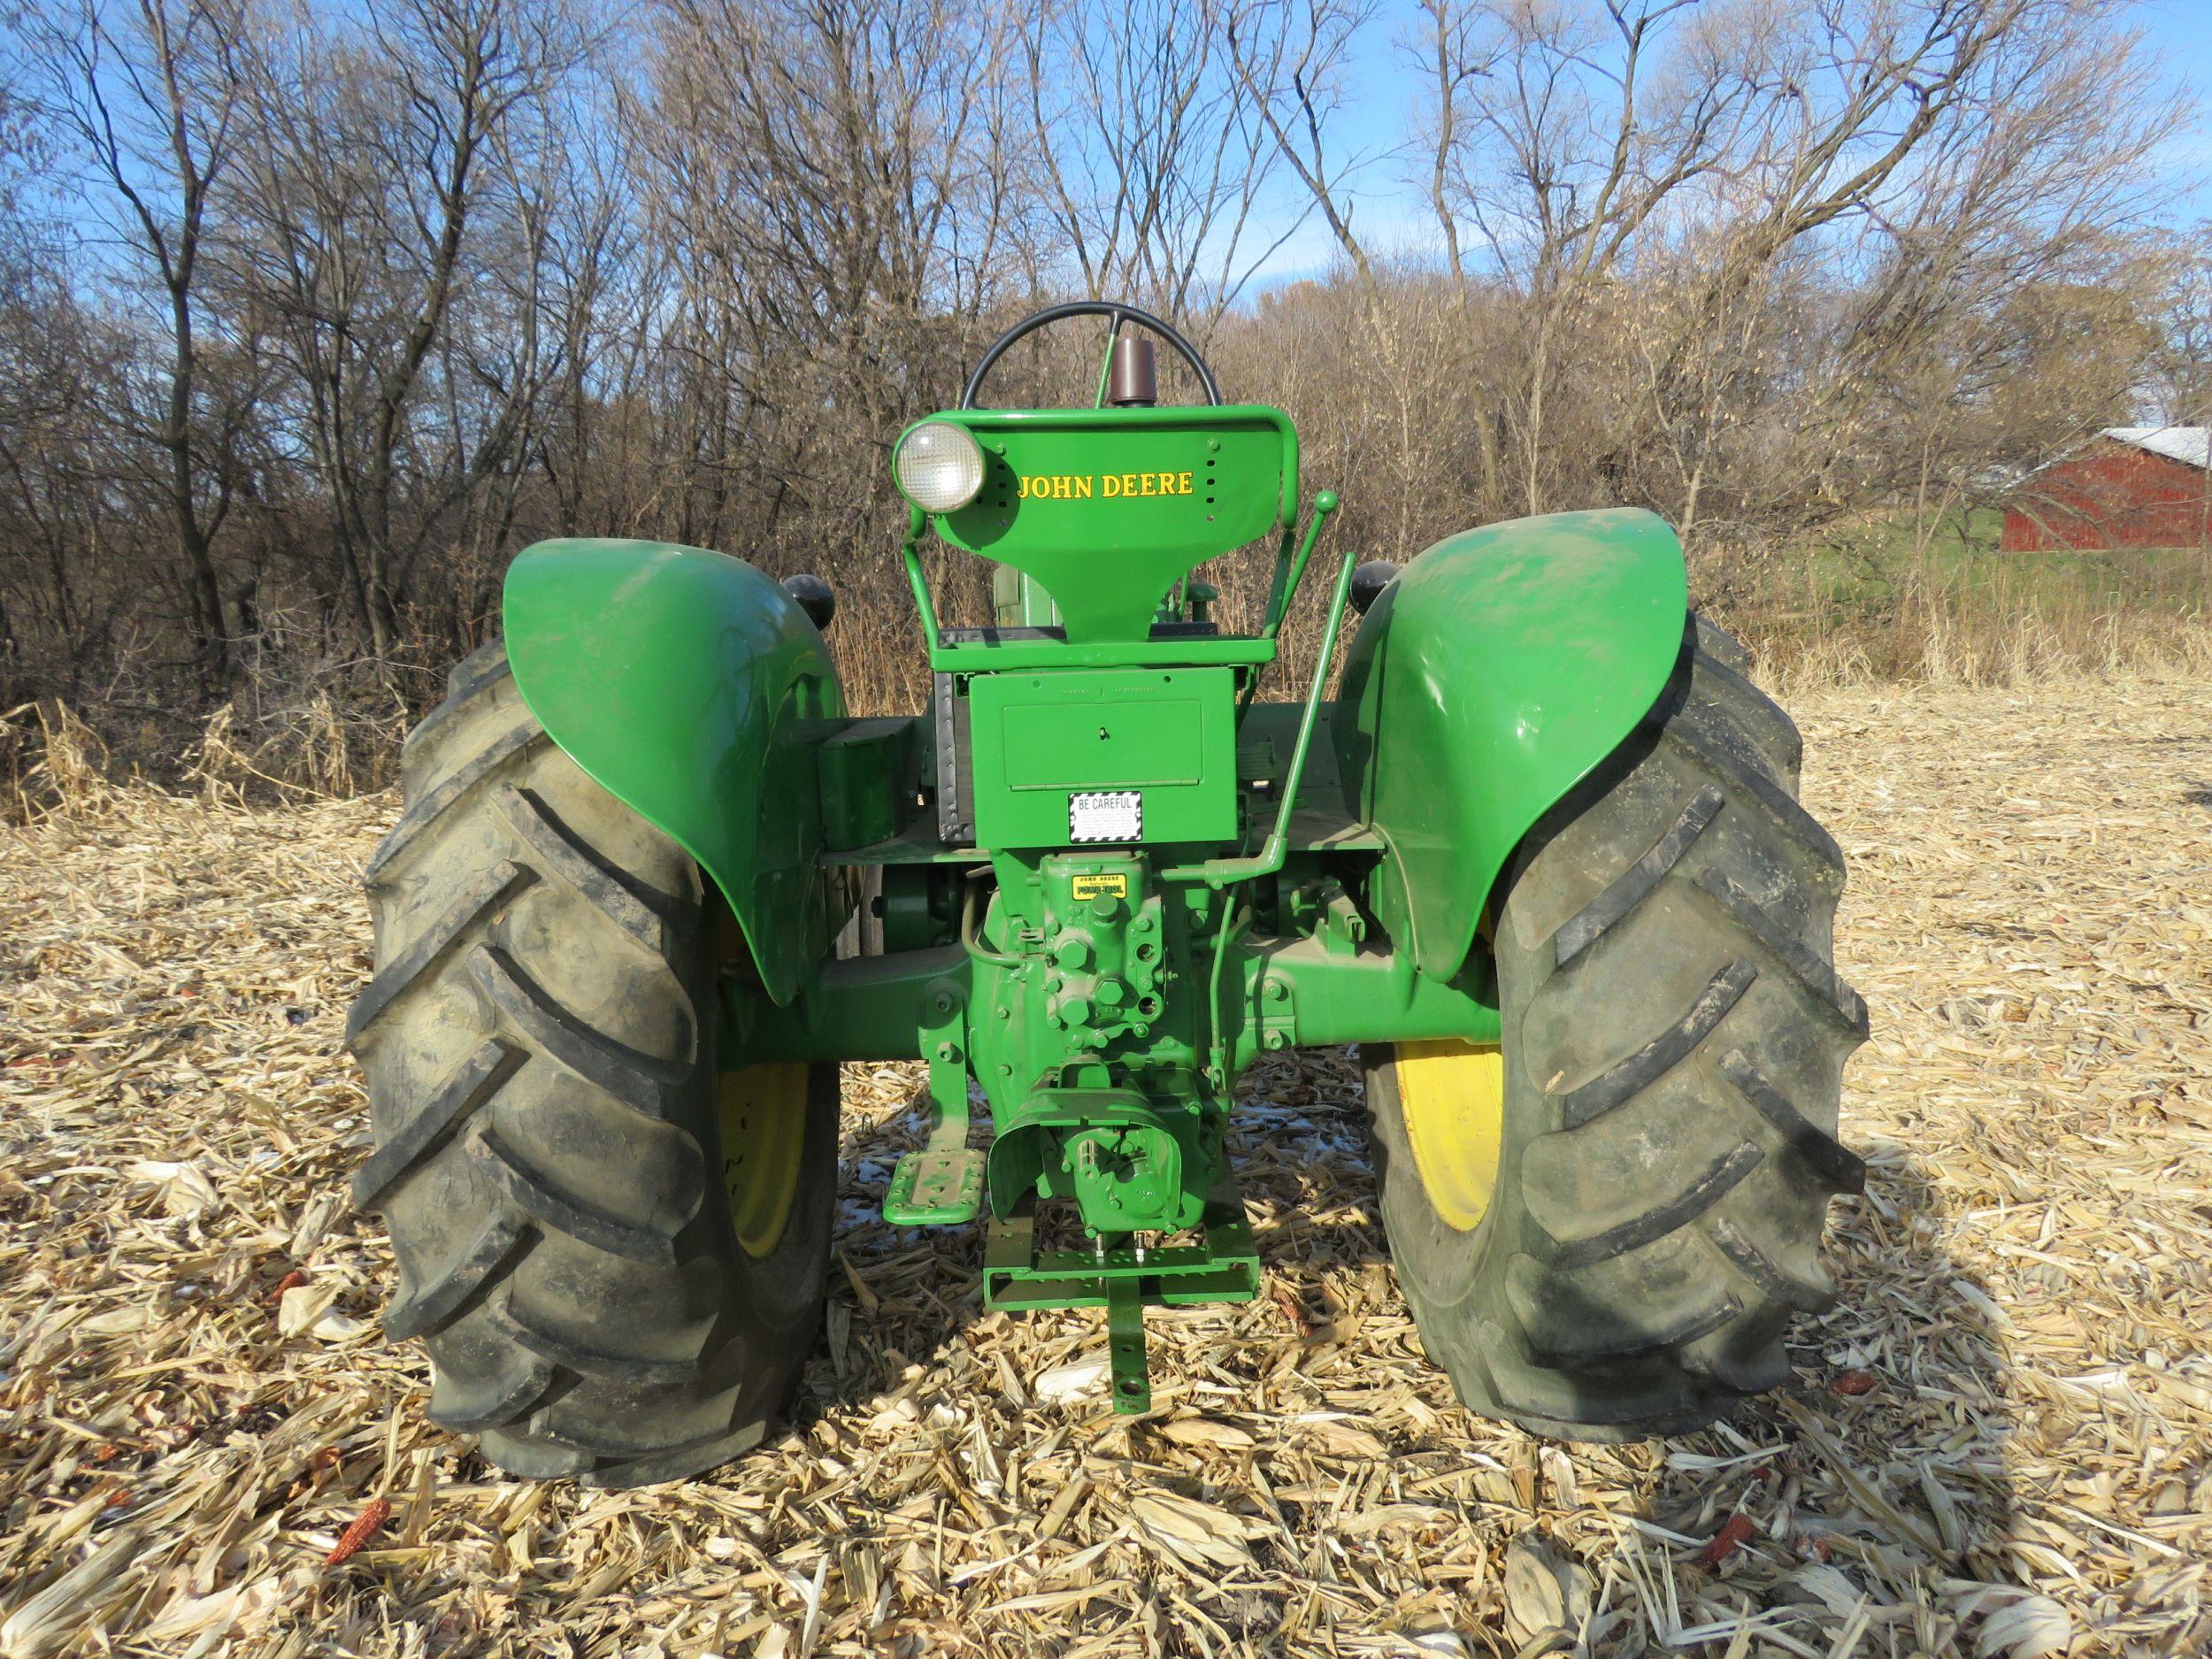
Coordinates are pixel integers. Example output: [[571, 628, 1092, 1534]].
[[503, 539, 844, 1006], [1334, 507, 1688, 980]]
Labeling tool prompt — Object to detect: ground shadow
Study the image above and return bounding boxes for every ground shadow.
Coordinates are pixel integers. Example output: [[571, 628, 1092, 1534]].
[[800, 1046, 2031, 1655]]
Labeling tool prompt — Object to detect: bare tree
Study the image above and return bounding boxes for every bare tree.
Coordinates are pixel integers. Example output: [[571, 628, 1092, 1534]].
[[2150, 225, 2212, 429], [1025, 0, 1294, 324], [0, 0, 2203, 746], [635, 0, 1032, 554], [234, 0, 580, 657], [1245, 0, 2185, 531], [20, 0, 254, 686], [1225, 0, 1376, 286]]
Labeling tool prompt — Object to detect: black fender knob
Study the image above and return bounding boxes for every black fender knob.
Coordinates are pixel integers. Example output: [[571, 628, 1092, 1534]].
[[1350, 559, 1402, 617], [781, 572, 836, 632]]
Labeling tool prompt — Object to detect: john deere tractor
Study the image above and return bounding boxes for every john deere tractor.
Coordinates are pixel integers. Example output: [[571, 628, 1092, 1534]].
[[348, 303, 1866, 1486]]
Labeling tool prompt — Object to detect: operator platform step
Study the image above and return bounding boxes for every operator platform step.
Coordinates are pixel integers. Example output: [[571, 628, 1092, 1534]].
[[883, 1147, 987, 1225]]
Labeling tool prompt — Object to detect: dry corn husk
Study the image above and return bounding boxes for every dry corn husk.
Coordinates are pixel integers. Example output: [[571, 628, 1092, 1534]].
[[0, 1527, 145, 1658], [2, 672, 2208, 1655]]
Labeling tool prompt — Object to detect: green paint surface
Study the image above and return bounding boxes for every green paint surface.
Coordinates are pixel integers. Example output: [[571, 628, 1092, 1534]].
[[966, 667, 1240, 847], [910, 404, 1297, 643], [503, 537, 841, 1005], [497, 419, 1697, 1389], [1336, 507, 1689, 979]]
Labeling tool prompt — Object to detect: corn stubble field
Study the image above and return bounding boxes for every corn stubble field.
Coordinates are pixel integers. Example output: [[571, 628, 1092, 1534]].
[[1, 672, 2208, 1659]]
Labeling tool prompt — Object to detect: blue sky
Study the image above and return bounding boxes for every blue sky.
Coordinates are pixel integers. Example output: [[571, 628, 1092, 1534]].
[[1237, 0, 2211, 289], [2142, 0, 2212, 211]]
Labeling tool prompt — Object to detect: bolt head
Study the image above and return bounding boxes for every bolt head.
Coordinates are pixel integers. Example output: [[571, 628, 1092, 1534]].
[[1265, 978, 1289, 1002]]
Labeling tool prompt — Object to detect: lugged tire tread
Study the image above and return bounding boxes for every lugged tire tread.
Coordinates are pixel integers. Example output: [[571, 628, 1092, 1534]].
[[1719, 1048, 1866, 1194], [472, 1125, 682, 1264], [475, 1430, 594, 1479], [430, 1351, 553, 1432], [466, 944, 687, 1104], [498, 784, 692, 954], [403, 642, 516, 766], [448, 638, 513, 700], [1693, 616, 1753, 675], [1539, 1141, 1764, 1269], [1686, 636, 1801, 787], [1691, 869, 1869, 1035], [526, 1385, 743, 1457], [1660, 715, 1844, 881], [349, 1038, 524, 1211], [1680, 1328, 1795, 1394], [1558, 958, 1756, 1129], [384, 1211, 534, 1340], [488, 1292, 703, 1386], [1707, 1217, 1837, 1313], [349, 640, 835, 1486], [1548, 785, 1723, 966], [1367, 614, 1863, 1440], [574, 1421, 771, 1490], [1525, 1286, 1741, 1363], [367, 719, 542, 889], [346, 862, 536, 1046]]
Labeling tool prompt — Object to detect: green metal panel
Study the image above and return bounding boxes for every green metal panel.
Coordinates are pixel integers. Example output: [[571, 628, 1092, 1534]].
[[503, 538, 843, 1006], [966, 668, 1239, 848], [909, 405, 1296, 643], [1335, 508, 1688, 980], [928, 634, 1276, 673], [816, 716, 924, 851]]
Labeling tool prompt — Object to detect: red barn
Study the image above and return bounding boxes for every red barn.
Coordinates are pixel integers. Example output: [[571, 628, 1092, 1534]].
[[2001, 427, 2211, 551]]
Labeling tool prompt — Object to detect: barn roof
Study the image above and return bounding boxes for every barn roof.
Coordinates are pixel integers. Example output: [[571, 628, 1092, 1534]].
[[2101, 426, 2209, 471]]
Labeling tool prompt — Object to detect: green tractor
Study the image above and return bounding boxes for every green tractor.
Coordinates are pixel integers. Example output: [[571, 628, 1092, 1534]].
[[348, 303, 1866, 1486]]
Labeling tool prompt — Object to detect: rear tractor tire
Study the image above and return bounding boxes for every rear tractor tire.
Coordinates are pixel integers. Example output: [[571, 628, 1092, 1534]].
[[1364, 616, 1867, 1439], [347, 641, 838, 1486]]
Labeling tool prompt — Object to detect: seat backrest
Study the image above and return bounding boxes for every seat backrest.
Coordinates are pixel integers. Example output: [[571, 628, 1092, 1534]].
[[922, 404, 1297, 644]]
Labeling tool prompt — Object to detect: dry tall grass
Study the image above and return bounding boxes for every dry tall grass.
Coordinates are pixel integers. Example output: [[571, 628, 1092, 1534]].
[[1740, 602, 2212, 696], [3, 675, 2207, 1655], [21, 614, 2212, 825], [1, 702, 119, 824], [1712, 536, 2212, 695]]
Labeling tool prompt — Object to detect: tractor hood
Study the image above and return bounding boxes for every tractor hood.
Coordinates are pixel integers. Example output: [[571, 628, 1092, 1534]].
[[896, 404, 1297, 643]]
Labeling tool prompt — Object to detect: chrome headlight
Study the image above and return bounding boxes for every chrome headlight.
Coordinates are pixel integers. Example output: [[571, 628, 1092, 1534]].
[[894, 419, 986, 513]]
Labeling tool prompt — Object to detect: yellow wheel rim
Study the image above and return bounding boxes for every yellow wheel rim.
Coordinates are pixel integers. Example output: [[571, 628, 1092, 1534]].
[[719, 1064, 810, 1258], [1394, 1041, 1505, 1233]]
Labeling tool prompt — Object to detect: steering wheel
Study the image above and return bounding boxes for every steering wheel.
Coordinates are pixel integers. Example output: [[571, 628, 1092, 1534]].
[[960, 300, 1222, 410]]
